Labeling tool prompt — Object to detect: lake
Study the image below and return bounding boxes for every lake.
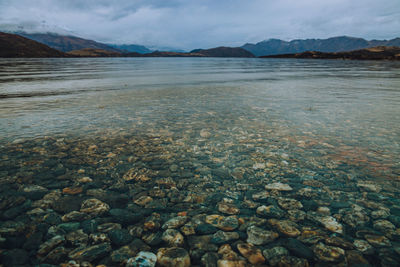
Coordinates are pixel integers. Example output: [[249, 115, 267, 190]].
[[0, 58, 399, 266]]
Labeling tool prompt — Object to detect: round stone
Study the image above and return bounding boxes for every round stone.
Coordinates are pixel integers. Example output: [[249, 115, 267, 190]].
[[157, 247, 191, 267], [246, 226, 279, 245]]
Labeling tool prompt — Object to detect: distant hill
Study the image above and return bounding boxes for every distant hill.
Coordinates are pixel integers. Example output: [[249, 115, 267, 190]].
[[260, 46, 400, 60], [19, 32, 121, 52], [242, 36, 400, 56], [67, 48, 122, 57], [0, 32, 66, 57], [140, 51, 203, 57], [191, 47, 255, 57], [128, 47, 255, 58], [108, 44, 152, 54]]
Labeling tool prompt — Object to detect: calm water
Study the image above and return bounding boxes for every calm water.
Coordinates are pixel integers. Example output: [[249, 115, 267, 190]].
[[0, 58, 400, 266]]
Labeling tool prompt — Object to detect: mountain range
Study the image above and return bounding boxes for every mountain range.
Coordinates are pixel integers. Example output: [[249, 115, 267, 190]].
[[7, 31, 400, 58], [242, 36, 400, 56], [1, 31, 400, 60]]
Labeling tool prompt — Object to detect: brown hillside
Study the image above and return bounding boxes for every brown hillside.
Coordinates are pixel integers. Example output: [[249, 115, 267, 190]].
[[0, 32, 66, 58]]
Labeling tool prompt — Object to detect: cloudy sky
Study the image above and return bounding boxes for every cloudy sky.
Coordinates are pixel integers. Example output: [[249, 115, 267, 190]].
[[0, 0, 399, 50]]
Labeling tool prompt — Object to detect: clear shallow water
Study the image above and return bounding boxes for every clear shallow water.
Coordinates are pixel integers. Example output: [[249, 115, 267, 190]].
[[0, 58, 400, 266], [1, 58, 399, 178]]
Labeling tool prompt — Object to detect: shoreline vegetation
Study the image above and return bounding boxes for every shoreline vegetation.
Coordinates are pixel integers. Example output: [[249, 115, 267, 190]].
[[1, 32, 400, 60]]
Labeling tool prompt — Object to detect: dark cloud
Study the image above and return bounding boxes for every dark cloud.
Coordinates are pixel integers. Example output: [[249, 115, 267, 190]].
[[0, 0, 399, 50]]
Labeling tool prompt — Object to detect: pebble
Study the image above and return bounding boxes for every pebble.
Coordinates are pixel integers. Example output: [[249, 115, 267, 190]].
[[246, 225, 279, 245], [357, 182, 381, 192], [364, 234, 391, 247], [201, 252, 219, 267], [108, 229, 133, 246], [268, 219, 301, 237], [313, 242, 345, 262], [162, 216, 188, 229], [256, 205, 285, 218], [353, 239, 373, 254], [77, 177, 93, 183], [134, 196, 153, 206], [217, 203, 240, 215], [157, 247, 191, 267], [373, 219, 396, 232], [126, 251, 157, 267], [37, 235, 66, 256], [161, 229, 185, 247], [318, 215, 343, 234], [282, 238, 314, 260], [277, 198, 303, 210], [211, 230, 240, 244], [80, 198, 110, 216], [277, 256, 309, 267], [62, 187, 83, 195], [205, 215, 239, 231], [262, 246, 289, 266], [66, 230, 89, 246], [236, 242, 265, 265], [216, 259, 246, 267], [68, 242, 111, 262], [265, 182, 293, 191]]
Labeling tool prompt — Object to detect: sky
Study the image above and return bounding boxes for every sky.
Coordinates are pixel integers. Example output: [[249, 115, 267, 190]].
[[0, 0, 399, 50]]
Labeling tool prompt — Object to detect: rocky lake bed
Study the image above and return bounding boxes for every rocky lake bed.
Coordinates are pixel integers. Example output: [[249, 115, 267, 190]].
[[0, 58, 399, 266]]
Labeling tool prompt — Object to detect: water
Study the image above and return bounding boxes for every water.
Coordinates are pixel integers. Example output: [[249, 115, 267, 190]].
[[0, 58, 400, 265]]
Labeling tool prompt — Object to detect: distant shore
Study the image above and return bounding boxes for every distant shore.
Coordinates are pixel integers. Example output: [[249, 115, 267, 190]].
[[260, 46, 400, 61]]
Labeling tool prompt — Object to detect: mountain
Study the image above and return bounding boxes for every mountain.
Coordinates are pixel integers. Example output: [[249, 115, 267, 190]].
[[140, 51, 203, 57], [67, 48, 122, 57], [18, 32, 121, 52], [108, 44, 152, 54], [0, 32, 66, 57], [242, 36, 400, 56], [191, 47, 255, 57], [127, 47, 254, 57], [260, 46, 400, 60]]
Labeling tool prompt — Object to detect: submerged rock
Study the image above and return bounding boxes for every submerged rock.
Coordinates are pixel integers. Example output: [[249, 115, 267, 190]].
[[217, 203, 240, 215], [162, 216, 188, 229], [80, 198, 110, 216], [201, 252, 219, 267], [262, 246, 289, 266], [265, 182, 293, 191], [211, 230, 240, 244], [126, 251, 157, 267], [108, 229, 133, 246], [236, 242, 265, 265], [256, 205, 285, 219], [216, 259, 246, 267], [246, 225, 278, 245], [282, 238, 314, 260], [157, 247, 190, 267], [319, 216, 343, 234], [313, 242, 345, 262], [68, 242, 111, 262], [37, 235, 66, 256], [161, 229, 185, 247], [205, 215, 239, 231], [268, 219, 300, 237]]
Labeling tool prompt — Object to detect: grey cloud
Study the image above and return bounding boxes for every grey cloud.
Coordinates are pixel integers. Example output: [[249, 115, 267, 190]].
[[0, 0, 399, 50]]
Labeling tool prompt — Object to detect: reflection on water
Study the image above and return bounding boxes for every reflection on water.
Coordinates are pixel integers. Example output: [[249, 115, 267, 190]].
[[0, 58, 400, 266]]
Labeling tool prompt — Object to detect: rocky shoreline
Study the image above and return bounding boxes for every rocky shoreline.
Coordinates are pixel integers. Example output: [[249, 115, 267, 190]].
[[1, 126, 399, 267]]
